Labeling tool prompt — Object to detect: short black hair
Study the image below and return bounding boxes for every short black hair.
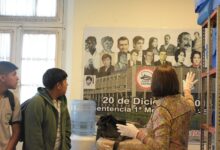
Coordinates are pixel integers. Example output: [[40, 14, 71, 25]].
[[151, 65, 179, 97], [164, 34, 171, 39], [0, 61, 18, 74], [86, 76, 92, 81], [118, 36, 129, 45], [159, 49, 167, 54], [130, 49, 139, 55], [43, 68, 67, 90], [143, 49, 153, 55], [85, 36, 97, 44], [101, 36, 114, 44], [143, 50, 154, 64], [133, 36, 144, 45], [102, 54, 112, 61]]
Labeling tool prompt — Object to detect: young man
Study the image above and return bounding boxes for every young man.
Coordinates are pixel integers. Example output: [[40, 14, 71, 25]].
[[0, 61, 21, 150], [142, 50, 154, 66], [84, 75, 95, 89], [84, 36, 100, 72], [154, 50, 172, 66], [98, 54, 114, 77], [117, 36, 130, 53], [114, 51, 128, 71], [133, 36, 144, 52], [85, 76, 93, 86], [24, 68, 71, 150], [128, 49, 141, 67]]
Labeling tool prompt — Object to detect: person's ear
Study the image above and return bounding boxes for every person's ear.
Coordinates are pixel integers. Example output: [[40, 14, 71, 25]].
[[0, 74, 6, 82], [56, 82, 62, 90]]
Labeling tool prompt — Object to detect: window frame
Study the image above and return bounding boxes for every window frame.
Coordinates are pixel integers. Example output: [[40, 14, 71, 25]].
[[0, 0, 63, 23], [0, 0, 65, 100], [18, 28, 63, 68], [16, 28, 63, 99], [0, 27, 17, 61]]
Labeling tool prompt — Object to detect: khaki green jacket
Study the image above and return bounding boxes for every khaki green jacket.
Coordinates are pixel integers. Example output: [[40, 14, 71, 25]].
[[24, 87, 71, 150]]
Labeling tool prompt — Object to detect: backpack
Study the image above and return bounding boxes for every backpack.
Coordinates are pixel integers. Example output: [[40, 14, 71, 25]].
[[4, 90, 15, 124], [19, 99, 32, 142], [96, 115, 131, 150], [3, 90, 31, 142], [19, 94, 48, 142]]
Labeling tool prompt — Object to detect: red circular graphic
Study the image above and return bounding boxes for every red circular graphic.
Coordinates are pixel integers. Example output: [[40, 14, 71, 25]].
[[136, 67, 154, 90]]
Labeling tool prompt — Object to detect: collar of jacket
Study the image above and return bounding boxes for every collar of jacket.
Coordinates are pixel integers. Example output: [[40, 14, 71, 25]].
[[36, 87, 67, 106]]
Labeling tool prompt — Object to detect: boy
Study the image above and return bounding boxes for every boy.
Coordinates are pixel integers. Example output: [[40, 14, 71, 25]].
[[24, 68, 71, 150], [0, 61, 21, 150]]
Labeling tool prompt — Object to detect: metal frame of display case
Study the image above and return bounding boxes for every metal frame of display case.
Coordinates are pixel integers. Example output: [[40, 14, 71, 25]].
[[200, 6, 220, 150]]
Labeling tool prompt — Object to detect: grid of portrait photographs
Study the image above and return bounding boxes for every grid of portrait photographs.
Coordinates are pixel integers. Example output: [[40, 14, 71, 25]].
[[83, 28, 202, 88]]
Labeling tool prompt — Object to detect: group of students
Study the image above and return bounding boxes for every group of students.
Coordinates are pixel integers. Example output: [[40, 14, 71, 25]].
[[0, 61, 71, 150]]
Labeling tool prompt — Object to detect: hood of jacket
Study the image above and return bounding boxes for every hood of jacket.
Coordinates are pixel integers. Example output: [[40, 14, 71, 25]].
[[37, 87, 67, 106]]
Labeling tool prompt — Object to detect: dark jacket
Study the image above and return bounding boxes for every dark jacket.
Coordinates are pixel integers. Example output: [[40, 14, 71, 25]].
[[24, 87, 71, 150], [98, 65, 114, 77], [128, 60, 141, 67], [154, 60, 172, 66], [159, 44, 177, 56]]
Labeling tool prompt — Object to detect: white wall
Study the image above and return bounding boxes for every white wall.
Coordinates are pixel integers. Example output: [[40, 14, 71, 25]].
[[66, 0, 200, 99]]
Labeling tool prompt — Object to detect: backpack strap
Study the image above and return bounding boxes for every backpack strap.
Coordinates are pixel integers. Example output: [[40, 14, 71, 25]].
[[4, 90, 15, 125], [4, 90, 15, 111]]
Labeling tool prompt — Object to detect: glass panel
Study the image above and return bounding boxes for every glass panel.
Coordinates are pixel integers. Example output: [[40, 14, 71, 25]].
[[21, 60, 55, 85], [20, 85, 37, 103], [37, 0, 56, 17], [20, 33, 56, 101], [0, 33, 10, 61], [22, 34, 56, 59], [0, 0, 56, 17]]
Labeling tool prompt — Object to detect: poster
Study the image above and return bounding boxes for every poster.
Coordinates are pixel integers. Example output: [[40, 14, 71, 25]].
[[82, 27, 202, 143]]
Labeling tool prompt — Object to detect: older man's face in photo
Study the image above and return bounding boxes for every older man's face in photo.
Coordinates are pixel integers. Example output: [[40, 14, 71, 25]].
[[179, 34, 192, 50], [164, 35, 170, 44]]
